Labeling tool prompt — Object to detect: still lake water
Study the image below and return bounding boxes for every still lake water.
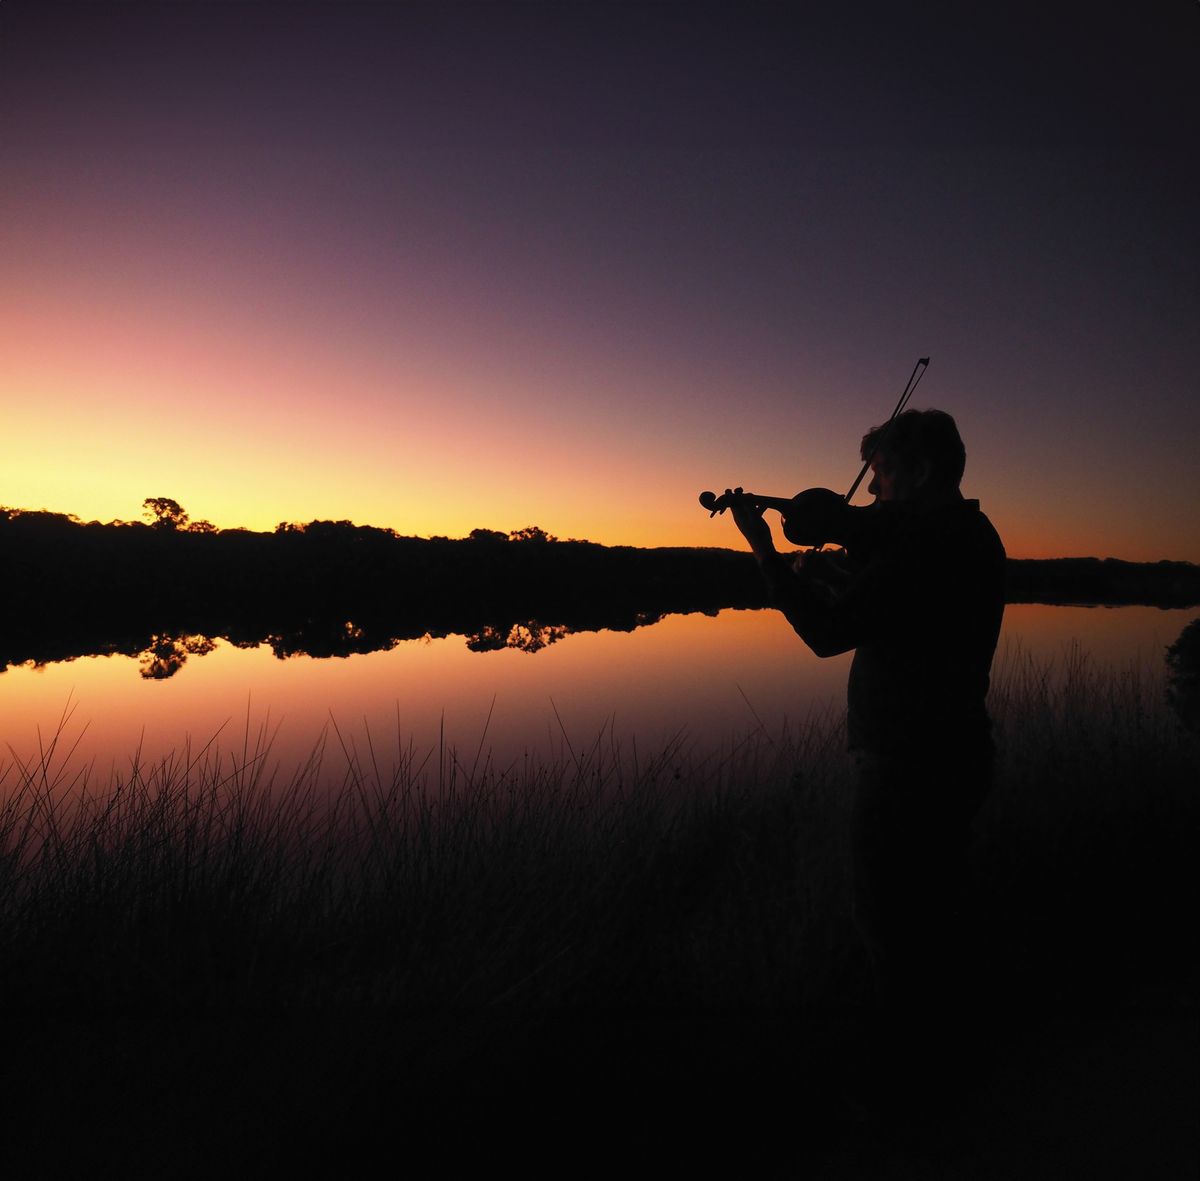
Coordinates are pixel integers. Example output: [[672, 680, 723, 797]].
[[2, 604, 1194, 781]]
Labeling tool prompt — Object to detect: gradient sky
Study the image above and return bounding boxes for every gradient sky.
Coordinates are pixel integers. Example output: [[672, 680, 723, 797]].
[[3, 2, 1198, 559]]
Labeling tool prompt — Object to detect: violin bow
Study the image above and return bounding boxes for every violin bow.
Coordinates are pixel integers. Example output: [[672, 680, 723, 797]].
[[843, 356, 929, 503]]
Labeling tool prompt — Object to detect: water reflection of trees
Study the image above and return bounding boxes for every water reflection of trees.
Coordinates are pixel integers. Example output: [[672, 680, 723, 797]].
[[138, 634, 217, 680], [133, 618, 587, 676], [28, 613, 1200, 691], [130, 614, 655, 676], [81, 613, 1200, 699], [264, 620, 393, 662], [6, 615, 661, 679], [465, 621, 571, 654]]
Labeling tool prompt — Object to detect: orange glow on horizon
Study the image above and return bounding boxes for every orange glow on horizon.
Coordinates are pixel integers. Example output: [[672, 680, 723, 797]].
[[0, 484, 1192, 563], [4, 192, 1196, 562]]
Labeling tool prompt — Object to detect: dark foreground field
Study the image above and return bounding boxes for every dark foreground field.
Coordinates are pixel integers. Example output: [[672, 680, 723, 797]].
[[1, 649, 1196, 1177]]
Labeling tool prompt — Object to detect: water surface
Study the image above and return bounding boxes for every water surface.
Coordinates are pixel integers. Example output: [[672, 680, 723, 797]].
[[2, 604, 1192, 779]]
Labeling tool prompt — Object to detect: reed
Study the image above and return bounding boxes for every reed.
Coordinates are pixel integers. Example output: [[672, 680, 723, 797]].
[[976, 639, 1198, 1013]]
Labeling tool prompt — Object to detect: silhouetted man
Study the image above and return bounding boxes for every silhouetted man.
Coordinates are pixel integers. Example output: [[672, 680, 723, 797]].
[[727, 408, 1006, 1114]]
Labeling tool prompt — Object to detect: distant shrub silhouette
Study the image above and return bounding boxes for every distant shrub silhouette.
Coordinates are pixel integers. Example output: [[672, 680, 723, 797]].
[[142, 496, 188, 531], [509, 525, 556, 543], [1166, 617, 1200, 732]]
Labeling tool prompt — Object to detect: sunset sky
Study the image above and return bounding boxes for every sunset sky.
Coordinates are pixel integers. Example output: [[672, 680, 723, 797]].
[[3, 2, 1197, 560]]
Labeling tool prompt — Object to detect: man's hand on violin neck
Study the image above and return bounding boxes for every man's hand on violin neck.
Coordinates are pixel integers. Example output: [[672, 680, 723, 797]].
[[726, 487, 775, 558]]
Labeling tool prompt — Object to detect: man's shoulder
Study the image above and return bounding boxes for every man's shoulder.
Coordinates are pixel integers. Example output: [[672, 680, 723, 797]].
[[962, 500, 1006, 559], [905, 497, 1000, 540], [892, 499, 1006, 580]]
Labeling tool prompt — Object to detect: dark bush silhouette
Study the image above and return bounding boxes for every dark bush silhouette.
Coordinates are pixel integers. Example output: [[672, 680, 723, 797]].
[[142, 496, 189, 531], [1166, 617, 1200, 732], [509, 525, 557, 543]]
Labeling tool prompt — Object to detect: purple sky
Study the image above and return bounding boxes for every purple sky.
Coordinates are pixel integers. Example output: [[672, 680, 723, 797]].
[[3, 2, 1197, 558]]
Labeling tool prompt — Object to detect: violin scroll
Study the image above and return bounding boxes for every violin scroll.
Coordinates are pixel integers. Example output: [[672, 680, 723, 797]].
[[698, 489, 754, 517]]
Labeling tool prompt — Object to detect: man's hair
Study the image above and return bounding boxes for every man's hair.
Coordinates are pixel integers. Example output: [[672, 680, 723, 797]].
[[860, 408, 966, 490]]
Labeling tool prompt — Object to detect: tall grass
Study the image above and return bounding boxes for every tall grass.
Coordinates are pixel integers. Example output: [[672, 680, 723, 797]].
[[0, 701, 847, 1017], [979, 639, 1198, 1014], [1, 645, 1195, 1023]]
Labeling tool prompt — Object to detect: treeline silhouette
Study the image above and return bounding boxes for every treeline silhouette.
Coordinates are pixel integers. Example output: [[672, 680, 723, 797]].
[[3, 505, 1198, 675], [0, 507, 766, 673], [1005, 556, 1200, 608]]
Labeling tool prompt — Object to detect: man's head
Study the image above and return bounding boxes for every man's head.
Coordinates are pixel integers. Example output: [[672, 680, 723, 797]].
[[861, 408, 966, 503]]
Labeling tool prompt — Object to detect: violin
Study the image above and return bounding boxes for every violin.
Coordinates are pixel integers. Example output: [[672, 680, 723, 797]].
[[698, 357, 930, 555], [698, 486, 872, 550]]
